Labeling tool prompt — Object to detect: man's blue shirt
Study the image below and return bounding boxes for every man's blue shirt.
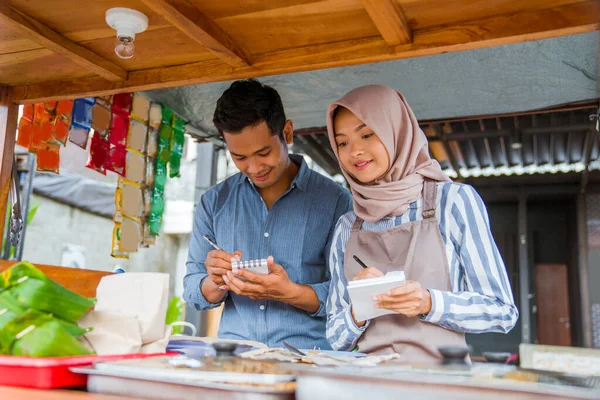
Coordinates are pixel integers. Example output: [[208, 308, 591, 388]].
[[183, 155, 352, 349]]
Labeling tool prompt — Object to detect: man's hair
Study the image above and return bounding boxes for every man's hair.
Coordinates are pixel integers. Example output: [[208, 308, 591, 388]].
[[213, 79, 286, 140]]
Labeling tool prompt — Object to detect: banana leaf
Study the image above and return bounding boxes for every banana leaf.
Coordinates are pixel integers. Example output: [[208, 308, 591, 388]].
[[59, 320, 92, 337], [0, 261, 47, 291], [8, 275, 96, 323], [0, 311, 92, 357], [0, 290, 90, 337], [0, 290, 25, 333]]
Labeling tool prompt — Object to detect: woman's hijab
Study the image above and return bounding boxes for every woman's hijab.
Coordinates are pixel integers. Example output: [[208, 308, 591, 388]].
[[326, 85, 450, 223]]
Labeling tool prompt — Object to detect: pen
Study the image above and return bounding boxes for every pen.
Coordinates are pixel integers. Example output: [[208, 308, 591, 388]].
[[353, 255, 368, 269], [202, 235, 223, 251]]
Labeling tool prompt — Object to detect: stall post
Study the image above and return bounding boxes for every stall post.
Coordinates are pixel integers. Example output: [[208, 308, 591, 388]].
[[0, 87, 18, 247]]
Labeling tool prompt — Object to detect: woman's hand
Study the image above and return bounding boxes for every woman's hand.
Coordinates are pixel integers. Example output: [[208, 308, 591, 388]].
[[350, 266, 384, 327], [352, 266, 384, 281], [373, 280, 432, 318]]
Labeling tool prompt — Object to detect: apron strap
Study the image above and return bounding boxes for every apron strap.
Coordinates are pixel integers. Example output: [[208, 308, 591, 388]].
[[351, 216, 364, 232], [422, 180, 438, 219]]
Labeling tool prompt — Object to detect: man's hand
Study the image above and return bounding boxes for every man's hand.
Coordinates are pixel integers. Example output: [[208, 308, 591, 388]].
[[204, 249, 242, 289], [223, 256, 294, 301], [373, 280, 432, 318]]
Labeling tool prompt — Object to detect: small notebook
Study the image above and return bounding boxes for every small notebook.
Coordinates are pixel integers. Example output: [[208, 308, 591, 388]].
[[347, 271, 406, 322], [231, 259, 269, 275]]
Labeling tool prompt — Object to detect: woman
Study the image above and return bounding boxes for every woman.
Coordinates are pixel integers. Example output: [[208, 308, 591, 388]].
[[325, 85, 518, 363]]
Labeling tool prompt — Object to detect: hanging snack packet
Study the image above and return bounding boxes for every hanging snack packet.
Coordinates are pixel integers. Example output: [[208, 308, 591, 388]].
[[114, 184, 123, 224], [111, 223, 129, 259], [119, 218, 140, 253], [30, 103, 55, 151], [131, 94, 150, 124], [149, 103, 162, 129], [109, 112, 129, 148], [105, 145, 127, 176], [142, 186, 153, 218], [125, 151, 146, 185], [16, 104, 34, 149], [146, 127, 159, 159], [56, 99, 74, 120], [91, 101, 112, 140], [142, 223, 156, 247], [145, 155, 156, 188], [158, 124, 172, 165], [53, 100, 74, 146], [68, 98, 95, 149], [68, 128, 90, 149], [86, 133, 110, 175], [71, 98, 95, 127], [113, 93, 132, 115], [128, 120, 147, 153], [52, 117, 70, 146], [96, 96, 112, 108], [148, 185, 165, 235], [155, 160, 167, 189], [121, 180, 142, 221], [36, 144, 60, 174], [169, 116, 185, 178], [44, 101, 58, 115]]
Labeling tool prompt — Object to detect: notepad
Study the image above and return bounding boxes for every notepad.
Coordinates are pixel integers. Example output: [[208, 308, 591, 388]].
[[347, 271, 406, 322], [231, 259, 269, 275]]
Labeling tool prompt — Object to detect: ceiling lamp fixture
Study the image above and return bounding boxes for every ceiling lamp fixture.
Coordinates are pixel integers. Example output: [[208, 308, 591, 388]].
[[105, 7, 148, 60]]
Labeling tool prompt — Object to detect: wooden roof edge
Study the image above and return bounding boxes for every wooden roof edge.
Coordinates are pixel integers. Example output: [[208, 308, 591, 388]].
[[7, 0, 600, 104]]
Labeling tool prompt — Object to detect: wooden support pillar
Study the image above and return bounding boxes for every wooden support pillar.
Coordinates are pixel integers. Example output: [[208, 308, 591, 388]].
[[0, 87, 19, 247]]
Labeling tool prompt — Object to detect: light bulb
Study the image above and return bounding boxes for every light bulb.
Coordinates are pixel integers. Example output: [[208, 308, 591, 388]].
[[115, 37, 135, 59]]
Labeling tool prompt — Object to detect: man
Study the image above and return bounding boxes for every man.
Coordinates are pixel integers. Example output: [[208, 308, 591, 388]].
[[183, 79, 352, 349]]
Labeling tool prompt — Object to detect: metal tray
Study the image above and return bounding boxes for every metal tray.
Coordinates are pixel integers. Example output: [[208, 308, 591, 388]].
[[72, 366, 294, 400]]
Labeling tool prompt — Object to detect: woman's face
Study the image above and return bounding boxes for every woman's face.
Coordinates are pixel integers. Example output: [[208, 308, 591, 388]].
[[333, 107, 390, 184]]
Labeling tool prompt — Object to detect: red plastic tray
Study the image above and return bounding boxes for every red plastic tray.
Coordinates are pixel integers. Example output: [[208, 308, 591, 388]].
[[0, 353, 172, 389]]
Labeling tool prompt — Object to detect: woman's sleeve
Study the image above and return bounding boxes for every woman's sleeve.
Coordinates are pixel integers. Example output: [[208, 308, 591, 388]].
[[325, 214, 370, 350], [422, 185, 519, 333]]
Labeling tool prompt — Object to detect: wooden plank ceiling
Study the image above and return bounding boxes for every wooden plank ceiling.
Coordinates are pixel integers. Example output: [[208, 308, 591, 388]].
[[0, 0, 599, 103]]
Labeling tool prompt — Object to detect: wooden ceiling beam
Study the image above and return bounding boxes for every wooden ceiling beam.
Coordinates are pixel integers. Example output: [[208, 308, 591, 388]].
[[140, 0, 250, 68], [361, 0, 412, 45], [9, 0, 600, 103], [0, 3, 127, 82]]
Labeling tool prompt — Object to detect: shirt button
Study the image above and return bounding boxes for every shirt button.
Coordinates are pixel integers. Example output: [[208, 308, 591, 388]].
[[264, 232, 269, 238], [259, 305, 265, 311]]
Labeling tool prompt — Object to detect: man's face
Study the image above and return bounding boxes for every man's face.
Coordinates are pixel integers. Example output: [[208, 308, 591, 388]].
[[224, 120, 293, 189]]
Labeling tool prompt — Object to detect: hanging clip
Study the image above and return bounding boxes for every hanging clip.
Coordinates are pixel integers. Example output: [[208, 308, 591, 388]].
[[590, 106, 600, 132], [8, 158, 23, 247]]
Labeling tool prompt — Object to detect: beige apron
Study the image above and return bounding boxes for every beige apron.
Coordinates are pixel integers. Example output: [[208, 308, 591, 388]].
[[344, 180, 466, 364]]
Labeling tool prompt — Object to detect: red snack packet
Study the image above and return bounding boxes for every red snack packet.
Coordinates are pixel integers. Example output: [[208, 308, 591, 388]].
[[106, 145, 127, 176], [109, 112, 129, 147], [86, 134, 110, 175], [113, 93, 132, 114]]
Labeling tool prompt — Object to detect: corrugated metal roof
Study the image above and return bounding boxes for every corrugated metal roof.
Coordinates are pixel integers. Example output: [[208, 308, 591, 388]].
[[293, 101, 600, 181]]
